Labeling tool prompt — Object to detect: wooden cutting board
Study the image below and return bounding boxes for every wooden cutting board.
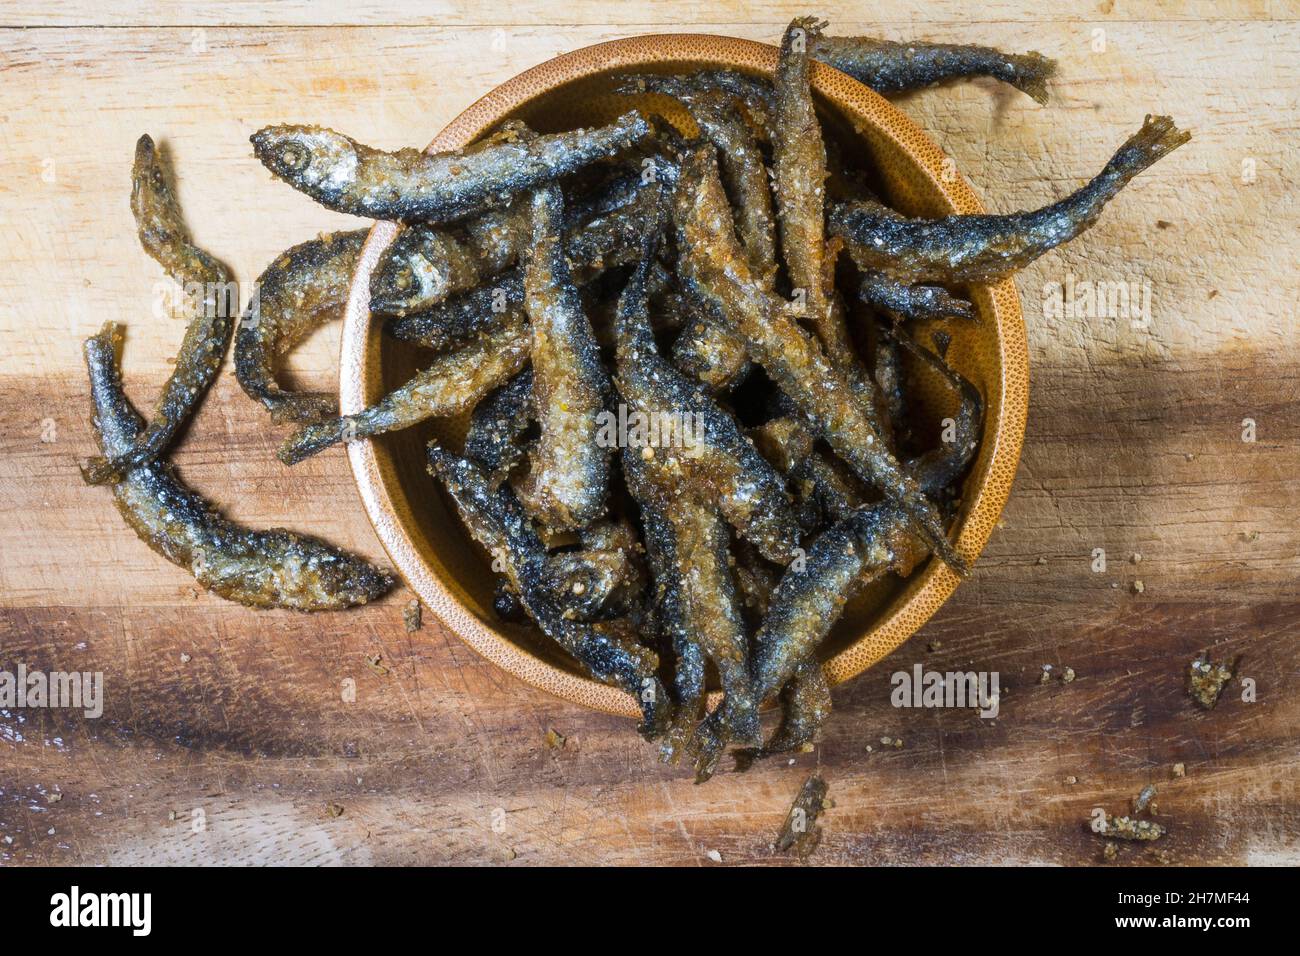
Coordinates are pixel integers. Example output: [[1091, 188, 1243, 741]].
[[1, 0, 1296, 865]]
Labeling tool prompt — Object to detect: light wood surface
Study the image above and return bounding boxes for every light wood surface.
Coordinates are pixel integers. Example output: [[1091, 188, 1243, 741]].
[[1, 1, 1297, 866]]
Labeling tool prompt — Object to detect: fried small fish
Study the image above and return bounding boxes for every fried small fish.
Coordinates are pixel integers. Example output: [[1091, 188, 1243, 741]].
[[85, 323, 393, 610], [251, 113, 652, 223], [763, 659, 833, 756], [614, 249, 800, 564], [753, 506, 897, 705], [773, 18, 835, 349], [369, 217, 507, 318], [465, 199, 536, 273], [857, 273, 975, 323], [687, 90, 779, 285], [371, 124, 542, 314], [620, 427, 758, 771], [889, 326, 984, 497], [671, 498, 762, 773], [809, 33, 1056, 104], [630, 479, 706, 758], [544, 518, 647, 622], [618, 267, 790, 779], [385, 189, 659, 350], [387, 268, 526, 351], [564, 167, 647, 224], [463, 369, 534, 480], [566, 182, 672, 272], [775, 772, 830, 858], [371, 173, 663, 318], [428, 448, 669, 737], [82, 135, 235, 485], [799, 454, 869, 525], [700, 505, 902, 773], [671, 312, 752, 392], [830, 115, 1191, 284], [692, 70, 778, 138], [751, 415, 865, 530], [675, 146, 965, 572], [234, 229, 369, 424], [278, 316, 530, 464], [516, 184, 611, 531], [618, 75, 778, 285]]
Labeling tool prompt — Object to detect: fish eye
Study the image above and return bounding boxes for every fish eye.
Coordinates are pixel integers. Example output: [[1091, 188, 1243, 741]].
[[278, 145, 308, 172]]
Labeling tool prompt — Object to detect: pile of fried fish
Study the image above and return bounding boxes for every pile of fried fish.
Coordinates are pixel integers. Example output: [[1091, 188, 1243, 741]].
[[82, 18, 1187, 780]]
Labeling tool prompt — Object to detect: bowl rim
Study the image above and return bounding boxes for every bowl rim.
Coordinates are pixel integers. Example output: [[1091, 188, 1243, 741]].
[[338, 32, 1029, 719]]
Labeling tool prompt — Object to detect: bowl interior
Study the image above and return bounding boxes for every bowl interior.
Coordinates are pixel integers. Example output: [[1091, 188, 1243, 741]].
[[340, 35, 1028, 718]]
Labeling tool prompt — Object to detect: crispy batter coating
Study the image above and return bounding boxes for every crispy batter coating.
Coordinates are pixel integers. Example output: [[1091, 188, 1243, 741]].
[[830, 116, 1191, 284], [278, 316, 530, 464], [810, 33, 1056, 104], [387, 266, 526, 352], [615, 246, 799, 563], [543, 518, 647, 622], [428, 448, 669, 737], [1188, 654, 1238, 710], [620, 75, 778, 285], [82, 135, 235, 484], [234, 229, 369, 423], [774, 18, 834, 346], [85, 323, 393, 610], [463, 369, 534, 480], [857, 273, 975, 323], [251, 113, 652, 223], [516, 185, 611, 531], [675, 146, 966, 572], [369, 218, 503, 318]]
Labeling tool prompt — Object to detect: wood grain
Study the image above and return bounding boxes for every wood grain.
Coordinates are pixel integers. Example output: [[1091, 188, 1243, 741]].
[[1, 1, 1297, 865]]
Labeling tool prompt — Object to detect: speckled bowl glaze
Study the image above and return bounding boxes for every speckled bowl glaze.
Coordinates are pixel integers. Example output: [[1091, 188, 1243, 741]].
[[338, 34, 1029, 719]]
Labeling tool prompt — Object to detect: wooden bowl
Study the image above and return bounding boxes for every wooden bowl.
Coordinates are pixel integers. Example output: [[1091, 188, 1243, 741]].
[[338, 34, 1029, 719]]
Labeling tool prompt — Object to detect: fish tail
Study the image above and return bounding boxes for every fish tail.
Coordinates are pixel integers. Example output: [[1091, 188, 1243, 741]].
[[1106, 115, 1191, 183], [79, 455, 123, 486], [1005, 51, 1056, 105], [278, 416, 350, 464], [268, 392, 339, 425], [762, 660, 831, 755], [688, 707, 729, 783], [904, 494, 970, 576], [789, 15, 829, 43]]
